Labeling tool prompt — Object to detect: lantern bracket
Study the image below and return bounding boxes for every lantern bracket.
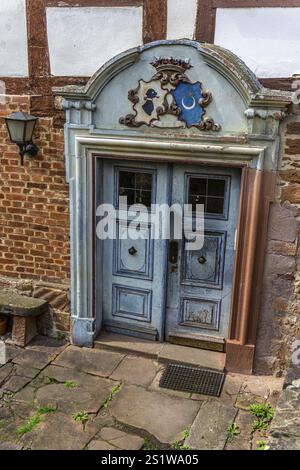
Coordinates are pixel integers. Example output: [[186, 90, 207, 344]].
[[17, 143, 39, 166]]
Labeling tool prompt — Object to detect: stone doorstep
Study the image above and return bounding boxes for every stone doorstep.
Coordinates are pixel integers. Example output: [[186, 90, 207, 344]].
[[95, 332, 225, 371]]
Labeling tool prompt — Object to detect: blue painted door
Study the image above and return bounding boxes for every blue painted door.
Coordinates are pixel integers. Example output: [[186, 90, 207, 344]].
[[100, 160, 240, 348], [165, 165, 241, 349], [101, 160, 169, 341]]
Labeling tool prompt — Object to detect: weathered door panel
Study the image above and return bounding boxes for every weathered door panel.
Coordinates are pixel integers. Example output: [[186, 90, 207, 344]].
[[165, 165, 241, 349], [101, 160, 169, 340]]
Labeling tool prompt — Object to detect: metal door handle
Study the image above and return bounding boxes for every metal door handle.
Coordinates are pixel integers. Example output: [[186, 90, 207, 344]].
[[128, 247, 137, 256]]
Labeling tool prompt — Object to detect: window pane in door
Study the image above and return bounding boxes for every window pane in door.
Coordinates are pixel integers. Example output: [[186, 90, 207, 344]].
[[208, 179, 225, 198], [119, 170, 153, 207], [188, 175, 228, 217]]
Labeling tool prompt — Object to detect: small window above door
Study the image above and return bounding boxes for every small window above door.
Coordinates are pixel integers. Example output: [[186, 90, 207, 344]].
[[115, 167, 156, 208], [186, 174, 231, 220]]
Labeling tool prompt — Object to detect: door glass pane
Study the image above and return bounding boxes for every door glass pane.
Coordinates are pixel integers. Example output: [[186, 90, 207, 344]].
[[189, 178, 207, 196], [206, 197, 224, 215], [208, 179, 225, 198], [188, 175, 227, 217], [119, 170, 153, 207]]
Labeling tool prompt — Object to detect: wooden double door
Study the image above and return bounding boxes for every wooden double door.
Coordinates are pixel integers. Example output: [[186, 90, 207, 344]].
[[99, 159, 241, 351]]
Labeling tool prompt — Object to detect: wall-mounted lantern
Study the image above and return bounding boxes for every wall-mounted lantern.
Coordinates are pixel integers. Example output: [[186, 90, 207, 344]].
[[4, 112, 39, 166]]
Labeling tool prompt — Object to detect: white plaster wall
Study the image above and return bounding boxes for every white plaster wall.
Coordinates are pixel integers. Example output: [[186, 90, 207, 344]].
[[167, 0, 197, 40], [0, 0, 28, 77], [215, 7, 300, 78], [46, 7, 143, 77]]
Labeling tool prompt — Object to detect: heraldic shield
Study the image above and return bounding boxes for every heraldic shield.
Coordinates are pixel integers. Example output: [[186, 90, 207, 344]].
[[120, 57, 221, 132], [171, 81, 204, 128], [132, 79, 167, 126]]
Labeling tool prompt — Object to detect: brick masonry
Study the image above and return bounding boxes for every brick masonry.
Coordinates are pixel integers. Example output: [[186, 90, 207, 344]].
[[0, 95, 70, 336], [0, 80, 300, 374]]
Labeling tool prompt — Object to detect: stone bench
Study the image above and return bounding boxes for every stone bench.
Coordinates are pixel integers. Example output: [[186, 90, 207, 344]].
[[0, 290, 48, 347]]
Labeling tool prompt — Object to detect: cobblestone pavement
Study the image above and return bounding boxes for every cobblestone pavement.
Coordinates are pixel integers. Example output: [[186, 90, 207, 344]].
[[0, 337, 283, 450]]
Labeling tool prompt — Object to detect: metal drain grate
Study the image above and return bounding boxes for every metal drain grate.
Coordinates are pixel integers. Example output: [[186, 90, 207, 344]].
[[159, 364, 225, 397]]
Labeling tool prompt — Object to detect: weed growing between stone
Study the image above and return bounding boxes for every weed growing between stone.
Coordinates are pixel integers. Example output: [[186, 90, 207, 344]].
[[143, 438, 158, 451], [17, 405, 57, 437], [64, 381, 77, 389], [171, 429, 191, 450], [102, 384, 122, 409], [72, 412, 89, 426], [227, 423, 240, 442], [249, 403, 274, 432], [256, 440, 270, 450]]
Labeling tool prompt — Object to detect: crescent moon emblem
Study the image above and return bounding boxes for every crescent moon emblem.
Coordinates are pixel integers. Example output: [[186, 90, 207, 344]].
[[182, 97, 196, 111]]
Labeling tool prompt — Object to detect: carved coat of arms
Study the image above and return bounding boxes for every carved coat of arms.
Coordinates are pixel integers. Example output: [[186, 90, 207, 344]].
[[120, 57, 221, 131]]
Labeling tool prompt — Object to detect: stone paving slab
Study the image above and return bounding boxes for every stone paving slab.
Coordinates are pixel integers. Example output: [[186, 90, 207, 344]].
[[110, 384, 200, 444], [26, 336, 68, 355], [96, 427, 144, 450], [187, 401, 237, 450], [235, 391, 265, 410], [225, 410, 254, 450], [0, 442, 22, 450], [0, 409, 23, 445], [35, 366, 120, 414], [2, 345, 22, 364], [12, 349, 55, 370], [20, 412, 96, 450], [9, 401, 36, 420], [88, 440, 116, 450], [241, 374, 284, 399], [13, 385, 36, 404], [111, 356, 160, 387], [0, 363, 14, 386], [54, 346, 124, 378], [0, 406, 13, 421], [3, 376, 31, 393], [14, 365, 40, 379], [269, 435, 300, 450]]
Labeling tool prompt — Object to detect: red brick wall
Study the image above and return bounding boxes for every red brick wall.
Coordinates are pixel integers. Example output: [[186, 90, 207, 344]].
[[0, 95, 71, 335], [0, 96, 69, 283]]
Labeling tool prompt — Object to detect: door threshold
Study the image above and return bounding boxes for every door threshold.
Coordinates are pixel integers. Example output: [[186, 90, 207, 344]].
[[168, 331, 226, 353], [95, 331, 225, 371]]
